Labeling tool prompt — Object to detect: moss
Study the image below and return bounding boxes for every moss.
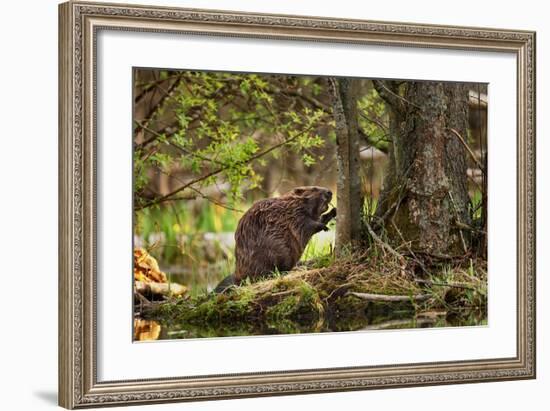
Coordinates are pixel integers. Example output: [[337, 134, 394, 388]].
[[148, 286, 258, 325], [266, 281, 323, 323], [266, 295, 300, 320]]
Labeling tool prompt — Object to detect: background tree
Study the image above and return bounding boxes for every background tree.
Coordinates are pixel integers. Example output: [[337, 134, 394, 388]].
[[329, 78, 363, 252]]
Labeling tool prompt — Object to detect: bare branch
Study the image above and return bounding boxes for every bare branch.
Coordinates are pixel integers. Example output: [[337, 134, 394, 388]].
[[280, 88, 330, 112], [186, 186, 243, 213], [359, 112, 388, 132], [134, 73, 185, 134], [372, 80, 405, 112], [448, 128, 484, 171], [151, 166, 242, 212]]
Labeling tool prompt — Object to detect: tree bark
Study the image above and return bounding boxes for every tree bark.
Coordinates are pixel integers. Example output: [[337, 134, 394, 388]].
[[376, 81, 471, 256], [329, 78, 363, 253]]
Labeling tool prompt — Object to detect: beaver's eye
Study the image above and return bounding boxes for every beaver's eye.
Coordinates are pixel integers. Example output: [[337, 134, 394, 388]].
[[293, 188, 305, 195]]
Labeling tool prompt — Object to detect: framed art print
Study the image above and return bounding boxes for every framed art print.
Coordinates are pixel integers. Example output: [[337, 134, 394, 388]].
[[59, 1, 536, 408]]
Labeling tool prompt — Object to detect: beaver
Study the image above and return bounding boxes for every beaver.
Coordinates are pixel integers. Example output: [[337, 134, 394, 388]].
[[214, 186, 336, 293]]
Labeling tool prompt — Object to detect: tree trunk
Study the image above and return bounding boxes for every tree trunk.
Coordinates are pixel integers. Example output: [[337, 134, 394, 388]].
[[375, 81, 471, 256], [329, 78, 363, 253]]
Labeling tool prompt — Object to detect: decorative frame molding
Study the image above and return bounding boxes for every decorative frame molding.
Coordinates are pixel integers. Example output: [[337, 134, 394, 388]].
[[59, 1, 536, 408]]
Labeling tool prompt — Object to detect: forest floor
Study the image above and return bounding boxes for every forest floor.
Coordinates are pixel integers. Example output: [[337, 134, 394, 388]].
[[140, 247, 488, 338]]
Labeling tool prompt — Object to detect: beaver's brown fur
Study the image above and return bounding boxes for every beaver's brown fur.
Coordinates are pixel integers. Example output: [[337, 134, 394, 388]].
[[214, 186, 336, 292]]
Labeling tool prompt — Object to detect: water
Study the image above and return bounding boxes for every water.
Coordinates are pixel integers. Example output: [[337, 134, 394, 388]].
[[134, 308, 486, 341]]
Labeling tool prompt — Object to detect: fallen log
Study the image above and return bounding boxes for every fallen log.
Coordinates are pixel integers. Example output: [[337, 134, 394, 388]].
[[134, 281, 187, 298], [347, 291, 431, 302]]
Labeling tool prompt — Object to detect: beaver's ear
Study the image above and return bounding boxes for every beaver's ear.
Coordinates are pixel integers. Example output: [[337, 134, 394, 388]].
[[292, 188, 305, 196]]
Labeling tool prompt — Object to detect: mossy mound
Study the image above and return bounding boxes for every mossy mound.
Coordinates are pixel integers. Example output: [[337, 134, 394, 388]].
[[143, 251, 487, 335]]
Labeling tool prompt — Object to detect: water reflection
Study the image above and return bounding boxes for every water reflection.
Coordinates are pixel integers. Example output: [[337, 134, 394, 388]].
[[134, 308, 486, 341]]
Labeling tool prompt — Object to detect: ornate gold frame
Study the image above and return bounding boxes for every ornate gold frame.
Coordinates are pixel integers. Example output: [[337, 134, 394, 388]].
[[58, 1, 536, 408]]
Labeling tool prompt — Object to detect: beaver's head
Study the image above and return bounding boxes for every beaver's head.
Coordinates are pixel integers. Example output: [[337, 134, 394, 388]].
[[286, 186, 333, 219]]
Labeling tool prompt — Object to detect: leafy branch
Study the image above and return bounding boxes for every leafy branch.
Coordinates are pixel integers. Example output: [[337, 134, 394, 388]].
[[135, 125, 317, 210]]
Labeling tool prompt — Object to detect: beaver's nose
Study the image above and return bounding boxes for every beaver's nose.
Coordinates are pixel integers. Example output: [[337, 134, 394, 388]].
[[327, 190, 333, 200]]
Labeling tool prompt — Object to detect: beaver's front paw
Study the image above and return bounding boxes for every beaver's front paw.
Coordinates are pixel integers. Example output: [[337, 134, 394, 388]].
[[321, 208, 337, 225]]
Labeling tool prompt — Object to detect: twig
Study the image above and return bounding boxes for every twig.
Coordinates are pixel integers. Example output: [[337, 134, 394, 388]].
[[187, 186, 243, 213], [347, 292, 431, 302], [153, 167, 243, 213], [270, 289, 298, 298], [364, 218, 405, 264], [280, 88, 330, 112], [448, 128, 484, 171], [359, 112, 388, 132], [454, 220, 486, 235], [372, 80, 421, 111]]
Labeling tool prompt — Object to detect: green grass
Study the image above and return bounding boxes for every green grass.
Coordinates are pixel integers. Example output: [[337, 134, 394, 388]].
[[301, 234, 334, 263], [136, 201, 243, 243], [135, 201, 245, 295], [135, 200, 244, 264], [469, 189, 483, 220]]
